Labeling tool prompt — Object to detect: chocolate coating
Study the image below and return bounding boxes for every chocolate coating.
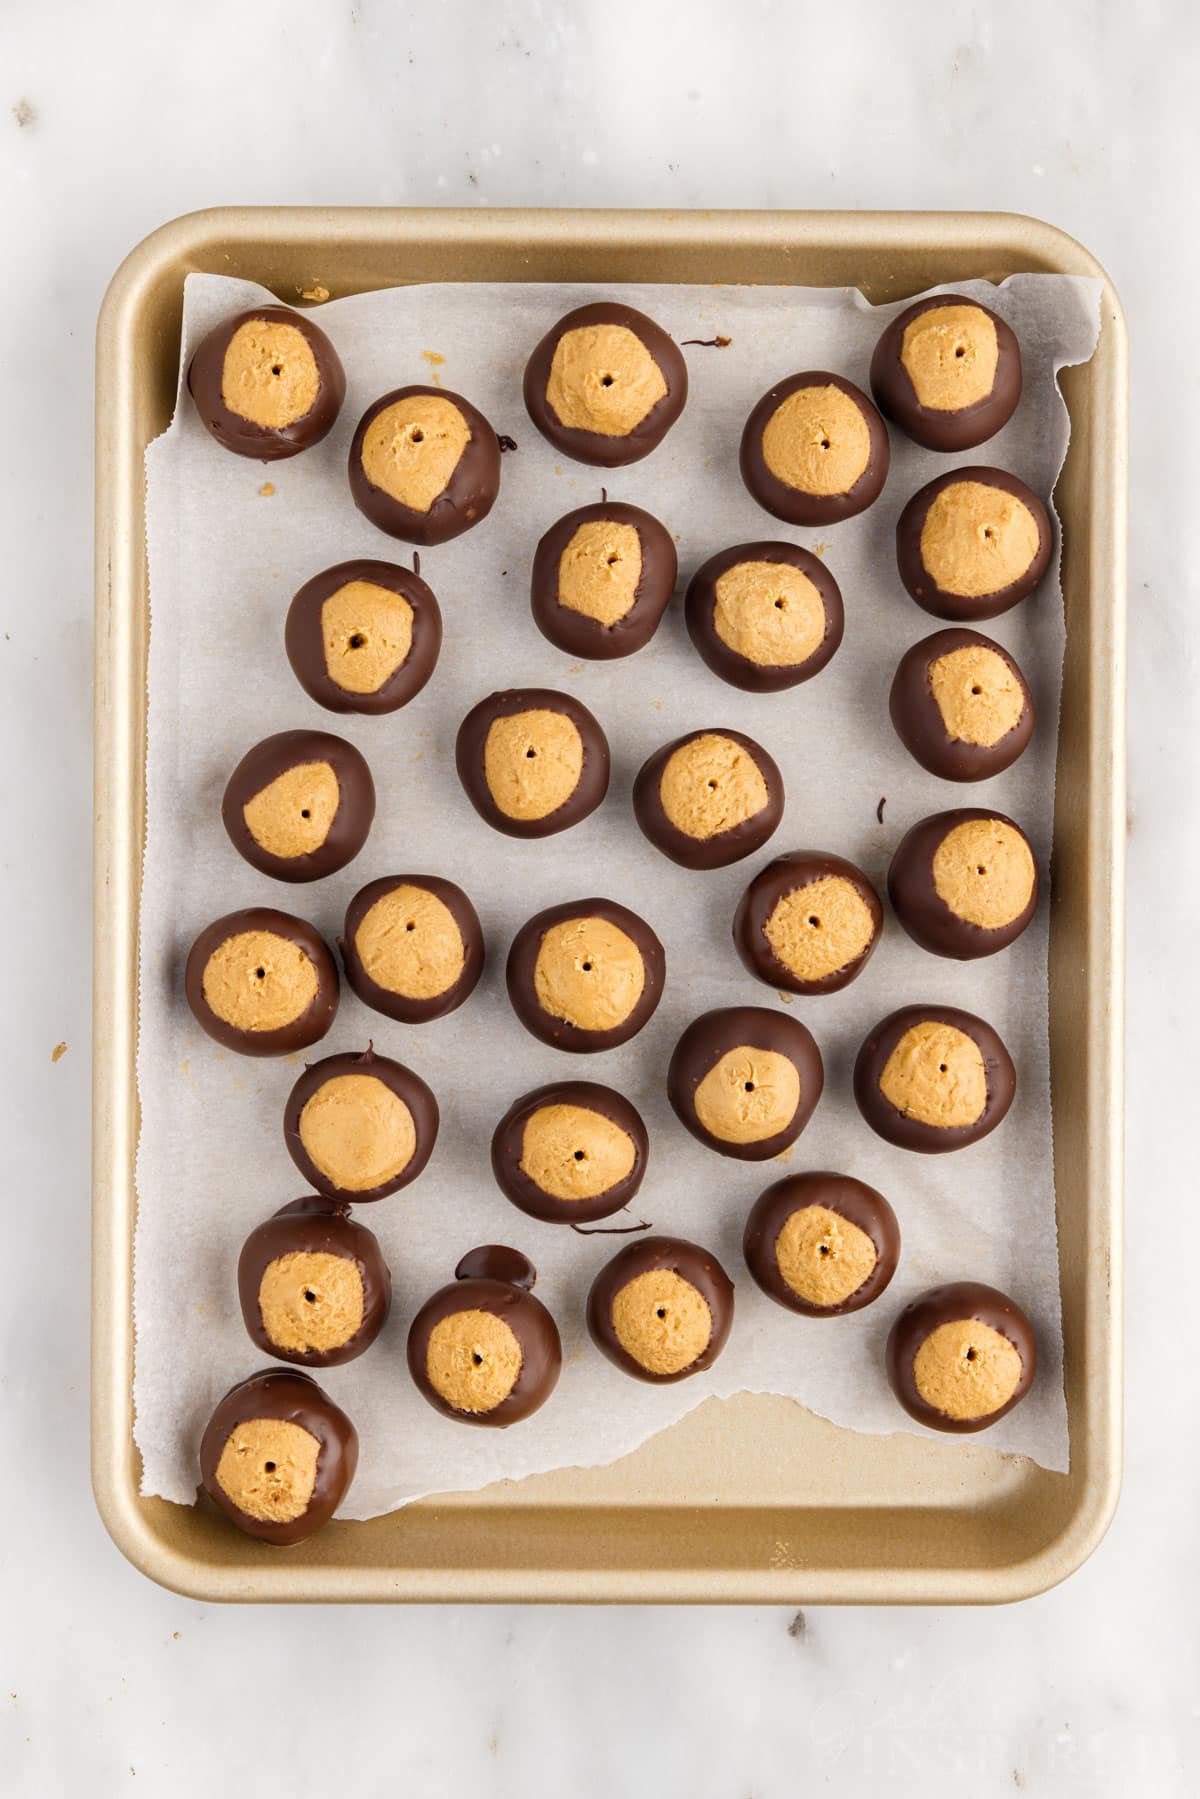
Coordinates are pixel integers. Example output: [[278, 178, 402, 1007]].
[[889, 627, 1035, 781], [237, 1197, 391, 1366], [743, 1172, 900, 1317], [530, 501, 678, 660], [491, 1081, 648, 1224], [348, 385, 501, 545], [523, 301, 688, 466], [199, 1368, 358, 1544], [896, 467, 1052, 621], [633, 728, 783, 870], [506, 897, 666, 1053], [283, 1046, 439, 1202], [586, 1236, 735, 1383], [667, 1005, 824, 1161], [221, 729, 375, 883], [684, 541, 844, 691], [853, 1004, 1016, 1153], [284, 558, 442, 715], [739, 372, 889, 526], [340, 874, 484, 1023], [455, 688, 610, 839], [733, 851, 883, 994], [186, 306, 345, 461], [886, 1281, 1036, 1432], [888, 809, 1039, 960], [870, 295, 1022, 452], [184, 907, 339, 1057], [406, 1249, 562, 1426]]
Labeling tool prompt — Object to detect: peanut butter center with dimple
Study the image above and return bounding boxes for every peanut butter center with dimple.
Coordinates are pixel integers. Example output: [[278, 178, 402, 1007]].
[[611, 1269, 712, 1375], [930, 644, 1025, 746], [258, 1251, 365, 1354], [320, 582, 414, 695], [879, 1023, 986, 1129], [354, 884, 465, 1000], [694, 1046, 801, 1145], [426, 1309, 522, 1413], [713, 560, 827, 668], [659, 734, 769, 840], [900, 304, 1000, 412], [533, 916, 645, 1032], [202, 931, 319, 1033], [242, 762, 340, 861], [214, 1417, 320, 1523], [761, 385, 871, 496], [765, 877, 876, 983], [775, 1205, 878, 1308], [557, 521, 643, 626], [546, 324, 667, 437], [519, 1103, 637, 1201], [221, 320, 319, 429], [360, 395, 470, 512], [919, 482, 1041, 599], [932, 819, 1035, 929], [484, 710, 584, 822], [912, 1318, 1023, 1419], [297, 1073, 416, 1192]]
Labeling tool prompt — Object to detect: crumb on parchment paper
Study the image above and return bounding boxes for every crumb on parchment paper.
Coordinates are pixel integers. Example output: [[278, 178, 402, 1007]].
[[259, 482, 275, 497], [51, 1041, 67, 1062], [422, 349, 446, 384]]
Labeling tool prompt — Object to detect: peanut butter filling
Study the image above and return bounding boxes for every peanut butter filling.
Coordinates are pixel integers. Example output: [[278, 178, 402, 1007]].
[[900, 304, 999, 412], [201, 930, 319, 1033], [546, 323, 667, 437], [258, 1251, 365, 1354], [775, 1205, 878, 1308], [658, 733, 769, 840], [214, 1417, 319, 1523], [425, 1309, 522, 1413], [929, 643, 1025, 746], [761, 384, 871, 496], [932, 818, 1035, 929], [912, 1317, 1023, 1419], [879, 1022, 986, 1129], [610, 1269, 711, 1375], [360, 394, 470, 512], [320, 581, 414, 695], [557, 520, 643, 626], [693, 1045, 800, 1145], [354, 884, 465, 1000], [713, 560, 826, 668], [242, 761, 340, 861], [483, 709, 584, 821], [919, 481, 1041, 599], [221, 320, 319, 429], [297, 1073, 416, 1192], [519, 1103, 637, 1201], [533, 915, 645, 1032], [764, 876, 876, 983]]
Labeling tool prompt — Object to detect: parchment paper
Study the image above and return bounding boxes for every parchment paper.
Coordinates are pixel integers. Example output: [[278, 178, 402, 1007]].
[[138, 272, 1100, 1512]]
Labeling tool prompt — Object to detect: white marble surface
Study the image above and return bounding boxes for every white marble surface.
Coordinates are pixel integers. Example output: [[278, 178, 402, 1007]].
[[0, 0, 1194, 1791]]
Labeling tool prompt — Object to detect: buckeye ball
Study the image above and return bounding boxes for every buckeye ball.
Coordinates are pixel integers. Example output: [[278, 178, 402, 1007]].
[[407, 1246, 561, 1426], [888, 810, 1038, 960], [633, 728, 783, 870], [733, 851, 883, 995], [586, 1237, 734, 1383], [341, 874, 484, 1023], [890, 627, 1035, 781], [285, 559, 442, 715], [491, 1081, 648, 1224], [222, 729, 375, 883], [199, 1369, 358, 1545], [455, 688, 609, 838], [684, 542, 844, 692], [854, 1004, 1015, 1153], [668, 1005, 823, 1161], [187, 305, 345, 461], [870, 295, 1022, 453], [185, 907, 339, 1056], [237, 1197, 391, 1367], [507, 898, 665, 1053], [896, 467, 1052, 621], [530, 501, 677, 659], [743, 1173, 900, 1317], [283, 1046, 438, 1202], [523, 301, 687, 466], [348, 385, 500, 545], [740, 372, 889, 526], [887, 1282, 1036, 1432]]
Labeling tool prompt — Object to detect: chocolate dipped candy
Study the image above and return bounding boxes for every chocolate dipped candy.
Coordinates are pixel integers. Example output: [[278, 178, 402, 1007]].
[[506, 897, 665, 1053], [890, 627, 1035, 781], [222, 729, 375, 883], [633, 728, 783, 870], [185, 908, 338, 1056], [491, 1081, 648, 1224], [740, 372, 888, 526], [348, 385, 500, 545], [187, 305, 345, 461], [530, 501, 677, 659], [237, 1197, 391, 1366], [199, 1369, 358, 1544], [407, 1246, 561, 1426], [668, 1005, 823, 1161], [733, 851, 882, 995], [887, 1281, 1036, 1432], [586, 1236, 734, 1383], [285, 558, 442, 715], [524, 301, 687, 466], [684, 542, 844, 692], [743, 1172, 900, 1317], [889, 810, 1038, 960], [341, 874, 484, 1023], [854, 1004, 1015, 1153], [455, 688, 609, 839], [283, 1046, 438, 1202], [870, 295, 1022, 453], [896, 468, 1052, 621]]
